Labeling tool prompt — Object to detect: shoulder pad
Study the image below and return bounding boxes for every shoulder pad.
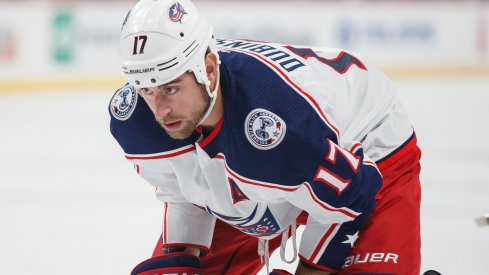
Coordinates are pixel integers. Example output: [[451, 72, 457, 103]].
[[108, 84, 199, 156], [109, 84, 138, 121]]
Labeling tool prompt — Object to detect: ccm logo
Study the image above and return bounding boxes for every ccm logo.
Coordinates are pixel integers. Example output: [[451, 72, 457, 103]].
[[343, 252, 398, 267]]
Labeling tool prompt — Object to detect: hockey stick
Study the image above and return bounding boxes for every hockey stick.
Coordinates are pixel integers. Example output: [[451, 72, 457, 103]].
[[475, 212, 489, 227]]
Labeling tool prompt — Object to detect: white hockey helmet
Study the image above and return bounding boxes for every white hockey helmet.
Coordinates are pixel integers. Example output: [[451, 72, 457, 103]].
[[120, 0, 218, 89]]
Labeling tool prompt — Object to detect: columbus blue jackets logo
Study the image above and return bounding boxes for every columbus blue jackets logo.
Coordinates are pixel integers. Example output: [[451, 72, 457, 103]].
[[206, 205, 280, 237], [110, 85, 138, 121], [169, 2, 187, 23], [245, 108, 286, 150]]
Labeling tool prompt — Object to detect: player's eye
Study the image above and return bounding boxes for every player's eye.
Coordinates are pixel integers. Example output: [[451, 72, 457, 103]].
[[166, 87, 178, 94], [138, 88, 153, 96]]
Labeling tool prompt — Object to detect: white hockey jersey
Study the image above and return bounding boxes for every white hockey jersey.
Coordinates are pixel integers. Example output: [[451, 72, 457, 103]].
[[109, 38, 414, 271]]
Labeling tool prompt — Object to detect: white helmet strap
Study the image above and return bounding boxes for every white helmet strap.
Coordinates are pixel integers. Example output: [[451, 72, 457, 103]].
[[196, 59, 220, 126]]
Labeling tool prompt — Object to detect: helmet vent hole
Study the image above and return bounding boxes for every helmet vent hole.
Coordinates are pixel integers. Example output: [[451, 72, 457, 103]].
[[135, 80, 140, 85], [151, 78, 156, 83], [180, 32, 184, 37]]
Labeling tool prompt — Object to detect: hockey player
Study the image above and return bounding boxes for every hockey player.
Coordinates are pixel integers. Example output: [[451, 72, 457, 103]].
[[110, 0, 422, 274]]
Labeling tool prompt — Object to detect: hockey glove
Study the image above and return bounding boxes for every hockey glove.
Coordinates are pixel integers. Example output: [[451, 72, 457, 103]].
[[269, 269, 293, 275], [131, 253, 205, 275]]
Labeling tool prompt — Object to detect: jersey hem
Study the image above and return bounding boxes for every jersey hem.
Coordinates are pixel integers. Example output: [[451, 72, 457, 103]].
[[376, 132, 417, 170]]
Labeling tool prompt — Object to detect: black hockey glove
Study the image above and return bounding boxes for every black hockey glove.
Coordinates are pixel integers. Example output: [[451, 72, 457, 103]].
[[131, 253, 205, 275]]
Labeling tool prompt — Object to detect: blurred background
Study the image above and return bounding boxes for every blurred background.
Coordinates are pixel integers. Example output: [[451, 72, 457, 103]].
[[0, 0, 488, 274]]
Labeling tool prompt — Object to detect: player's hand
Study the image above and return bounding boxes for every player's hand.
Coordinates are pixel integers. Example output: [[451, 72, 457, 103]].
[[131, 253, 205, 275]]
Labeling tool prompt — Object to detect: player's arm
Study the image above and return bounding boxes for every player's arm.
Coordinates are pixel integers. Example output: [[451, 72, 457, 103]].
[[130, 165, 215, 274], [130, 201, 213, 275], [282, 136, 382, 272], [136, 164, 217, 254], [159, 201, 216, 254]]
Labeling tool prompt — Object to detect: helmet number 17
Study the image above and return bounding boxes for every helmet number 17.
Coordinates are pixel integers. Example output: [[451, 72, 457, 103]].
[[133, 35, 148, 55]]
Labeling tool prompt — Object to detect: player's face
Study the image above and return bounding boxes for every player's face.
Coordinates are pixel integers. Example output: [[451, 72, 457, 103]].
[[138, 72, 209, 139]]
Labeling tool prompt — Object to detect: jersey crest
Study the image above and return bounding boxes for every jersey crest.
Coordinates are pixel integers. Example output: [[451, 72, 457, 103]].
[[238, 207, 280, 236], [245, 108, 286, 150], [110, 84, 138, 121], [207, 205, 280, 237]]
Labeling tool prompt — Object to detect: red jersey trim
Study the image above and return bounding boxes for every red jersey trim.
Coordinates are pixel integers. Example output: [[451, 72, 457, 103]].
[[215, 154, 359, 218], [198, 115, 224, 148], [125, 145, 195, 160], [376, 133, 417, 170], [163, 202, 168, 244], [303, 183, 359, 218], [215, 154, 301, 192], [309, 223, 339, 262]]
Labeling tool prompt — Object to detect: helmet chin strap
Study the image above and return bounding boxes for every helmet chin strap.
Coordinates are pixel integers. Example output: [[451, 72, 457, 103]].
[[196, 65, 220, 127]]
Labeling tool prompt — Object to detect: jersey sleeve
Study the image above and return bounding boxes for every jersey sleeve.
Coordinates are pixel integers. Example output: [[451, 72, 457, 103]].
[[136, 161, 186, 202], [134, 161, 216, 252], [108, 84, 215, 251], [297, 208, 372, 272], [283, 137, 382, 271], [162, 202, 216, 252]]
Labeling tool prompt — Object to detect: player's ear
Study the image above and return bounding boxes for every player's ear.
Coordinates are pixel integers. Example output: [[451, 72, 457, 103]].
[[204, 51, 218, 87]]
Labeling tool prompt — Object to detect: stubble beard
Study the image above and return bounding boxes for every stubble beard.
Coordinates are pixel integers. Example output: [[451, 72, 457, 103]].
[[158, 86, 210, 140]]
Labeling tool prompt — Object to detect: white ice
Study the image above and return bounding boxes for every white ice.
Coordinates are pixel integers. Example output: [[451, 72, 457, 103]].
[[0, 76, 488, 274]]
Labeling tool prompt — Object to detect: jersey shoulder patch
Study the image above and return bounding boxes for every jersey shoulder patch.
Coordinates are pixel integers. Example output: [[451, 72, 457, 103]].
[[244, 108, 286, 150], [108, 84, 199, 156], [110, 84, 138, 121]]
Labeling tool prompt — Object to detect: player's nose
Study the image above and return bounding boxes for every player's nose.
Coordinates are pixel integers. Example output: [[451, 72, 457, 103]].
[[153, 93, 172, 120]]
